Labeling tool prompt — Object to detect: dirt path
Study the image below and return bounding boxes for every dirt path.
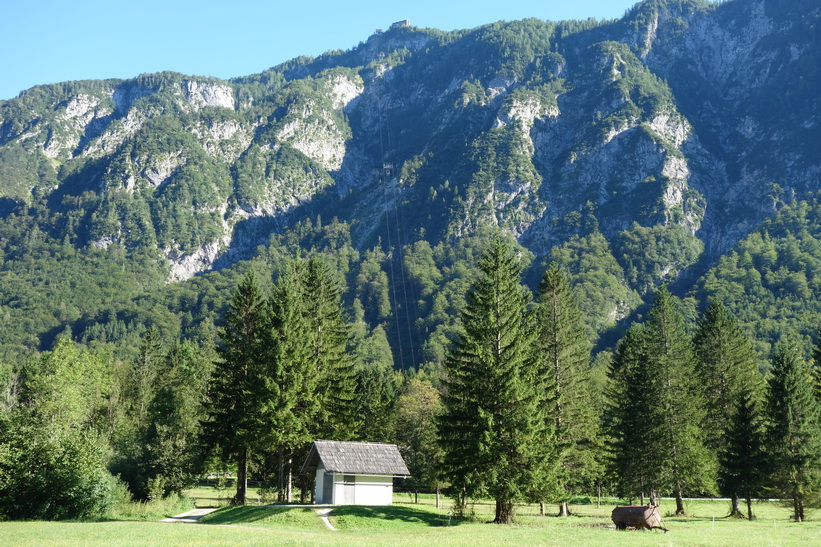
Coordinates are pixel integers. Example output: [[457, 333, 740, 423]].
[[315, 507, 337, 531]]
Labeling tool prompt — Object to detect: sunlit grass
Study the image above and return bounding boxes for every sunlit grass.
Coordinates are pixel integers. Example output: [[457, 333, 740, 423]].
[[2, 494, 820, 546]]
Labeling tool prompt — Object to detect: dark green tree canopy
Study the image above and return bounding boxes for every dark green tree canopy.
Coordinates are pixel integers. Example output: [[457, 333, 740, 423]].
[[438, 236, 552, 524]]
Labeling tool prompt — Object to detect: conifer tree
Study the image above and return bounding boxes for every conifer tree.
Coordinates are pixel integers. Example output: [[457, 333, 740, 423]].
[[605, 323, 655, 502], [266, 256, 359, 501], [201, 272, 271, 505], [720, 389, 766, 520], [606, 288, 714, 513], [304, 256, 358, 440], [766, 342, 821, 522], [268, 259, 315, 502], [438, 236, 550, 524], [534, 265, 602, 516], [812, 331, 821, 402], [354, 363, 398, 442], [642, 287, 715, 514], [693, 300, 761, 516]]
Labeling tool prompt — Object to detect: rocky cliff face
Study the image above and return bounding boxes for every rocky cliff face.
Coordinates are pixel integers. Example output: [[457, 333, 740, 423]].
[[0, 0, 817, 285]]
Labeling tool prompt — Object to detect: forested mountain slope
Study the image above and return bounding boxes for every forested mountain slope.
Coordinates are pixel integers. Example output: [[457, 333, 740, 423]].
[[0, 0, 818, 362]]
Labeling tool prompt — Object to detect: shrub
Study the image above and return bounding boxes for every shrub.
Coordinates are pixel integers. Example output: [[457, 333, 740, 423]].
[[0, 412, 116, 520]]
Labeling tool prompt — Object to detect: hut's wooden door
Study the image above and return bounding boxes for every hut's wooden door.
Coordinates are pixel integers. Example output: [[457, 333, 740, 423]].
[[343, 475, 355, 504]]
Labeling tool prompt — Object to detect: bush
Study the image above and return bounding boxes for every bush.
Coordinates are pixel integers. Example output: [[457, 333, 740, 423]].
[[0, 413, 116, 520]]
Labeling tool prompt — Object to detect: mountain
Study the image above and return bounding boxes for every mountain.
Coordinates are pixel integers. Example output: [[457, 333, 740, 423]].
[[0, 0, 818, 362]]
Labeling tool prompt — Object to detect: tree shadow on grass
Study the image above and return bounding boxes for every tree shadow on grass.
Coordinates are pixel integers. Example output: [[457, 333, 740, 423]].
[[199, 506, 317, 525], [330, 505, 464, 528]]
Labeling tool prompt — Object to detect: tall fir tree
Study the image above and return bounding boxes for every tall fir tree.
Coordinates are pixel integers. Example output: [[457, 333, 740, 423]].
[[534, 265, 602, 516], [812, 330, 821, 403], [692, 300, 761, 516], [607, 287, 715, 513], [201, 272, 271, 505], [265, 256, 360, 501], [605, 323, 655, 503], [643, 287, 715, 514], [268, 258, 316, 502], [303, 256, 358, 441], [766, 342, 821, 522], [438, 236, 551, 524], [354, 356, 398, 442], [720, 389, 767, 520]]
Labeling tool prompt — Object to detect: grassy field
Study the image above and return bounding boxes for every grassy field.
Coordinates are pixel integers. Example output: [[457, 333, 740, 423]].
[[2, 493, 820, 546]]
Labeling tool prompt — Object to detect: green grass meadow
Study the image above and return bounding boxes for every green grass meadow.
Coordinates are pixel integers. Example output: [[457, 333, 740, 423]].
[[2, 493, 820, 546]]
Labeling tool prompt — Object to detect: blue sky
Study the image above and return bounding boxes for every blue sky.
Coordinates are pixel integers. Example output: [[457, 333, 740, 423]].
[[1, 0, 644, 101]]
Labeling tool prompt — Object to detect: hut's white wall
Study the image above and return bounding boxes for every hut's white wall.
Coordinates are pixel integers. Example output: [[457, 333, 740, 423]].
[[330, 474, 393, 505], [355, 475, 393, 505]]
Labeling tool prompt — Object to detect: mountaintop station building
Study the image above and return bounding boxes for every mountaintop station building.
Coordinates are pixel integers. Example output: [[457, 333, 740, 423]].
[[300, 440, 410, 505]]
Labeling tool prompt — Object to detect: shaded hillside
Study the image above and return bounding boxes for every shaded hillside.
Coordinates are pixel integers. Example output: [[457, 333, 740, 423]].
[[0, 0, 818, 362]]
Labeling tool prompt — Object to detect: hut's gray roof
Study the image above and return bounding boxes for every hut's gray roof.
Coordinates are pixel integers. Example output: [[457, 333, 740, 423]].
[[300, 440, 410, 477]]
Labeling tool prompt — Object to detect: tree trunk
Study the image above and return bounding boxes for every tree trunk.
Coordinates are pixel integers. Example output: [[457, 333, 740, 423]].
[[278, 450, 285, 502], [597, 483, 601, 508], [233, 447, 248, 505], [729, 494, 743, 518], [558, 501, 570, 517], [435, 484, 440, 509], [794, 494, 803, 522], [539, 502, 545, 517], [414, 489, 418, 504], [675, 486, 685, 516], [494, 498, 514, 524], [285, 453, 293, 503], [454, 488, 467, 517], [745, 489, 753, 521]]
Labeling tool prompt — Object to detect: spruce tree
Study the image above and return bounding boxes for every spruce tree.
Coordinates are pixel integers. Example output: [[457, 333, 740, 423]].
[[354, 363, 398, 442], [605, 323, 655, 503], [266, 256, 359, 501], [766, 342, 821, 522], [642, 287, 715, 515], [438, 236, 549, 524], [201, 272, 271, 505], [304, 256, 358, 440], [269, 259, 316, 502], [534, 265, 602, 516], [692, 300, 761, 516], [812, 331, 821, 403], [720, 389, 766, 520], [607, 288, 715, 513]]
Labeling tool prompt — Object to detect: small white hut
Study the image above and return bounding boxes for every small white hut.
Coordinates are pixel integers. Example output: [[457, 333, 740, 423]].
[[300, 440, 410, 505]]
